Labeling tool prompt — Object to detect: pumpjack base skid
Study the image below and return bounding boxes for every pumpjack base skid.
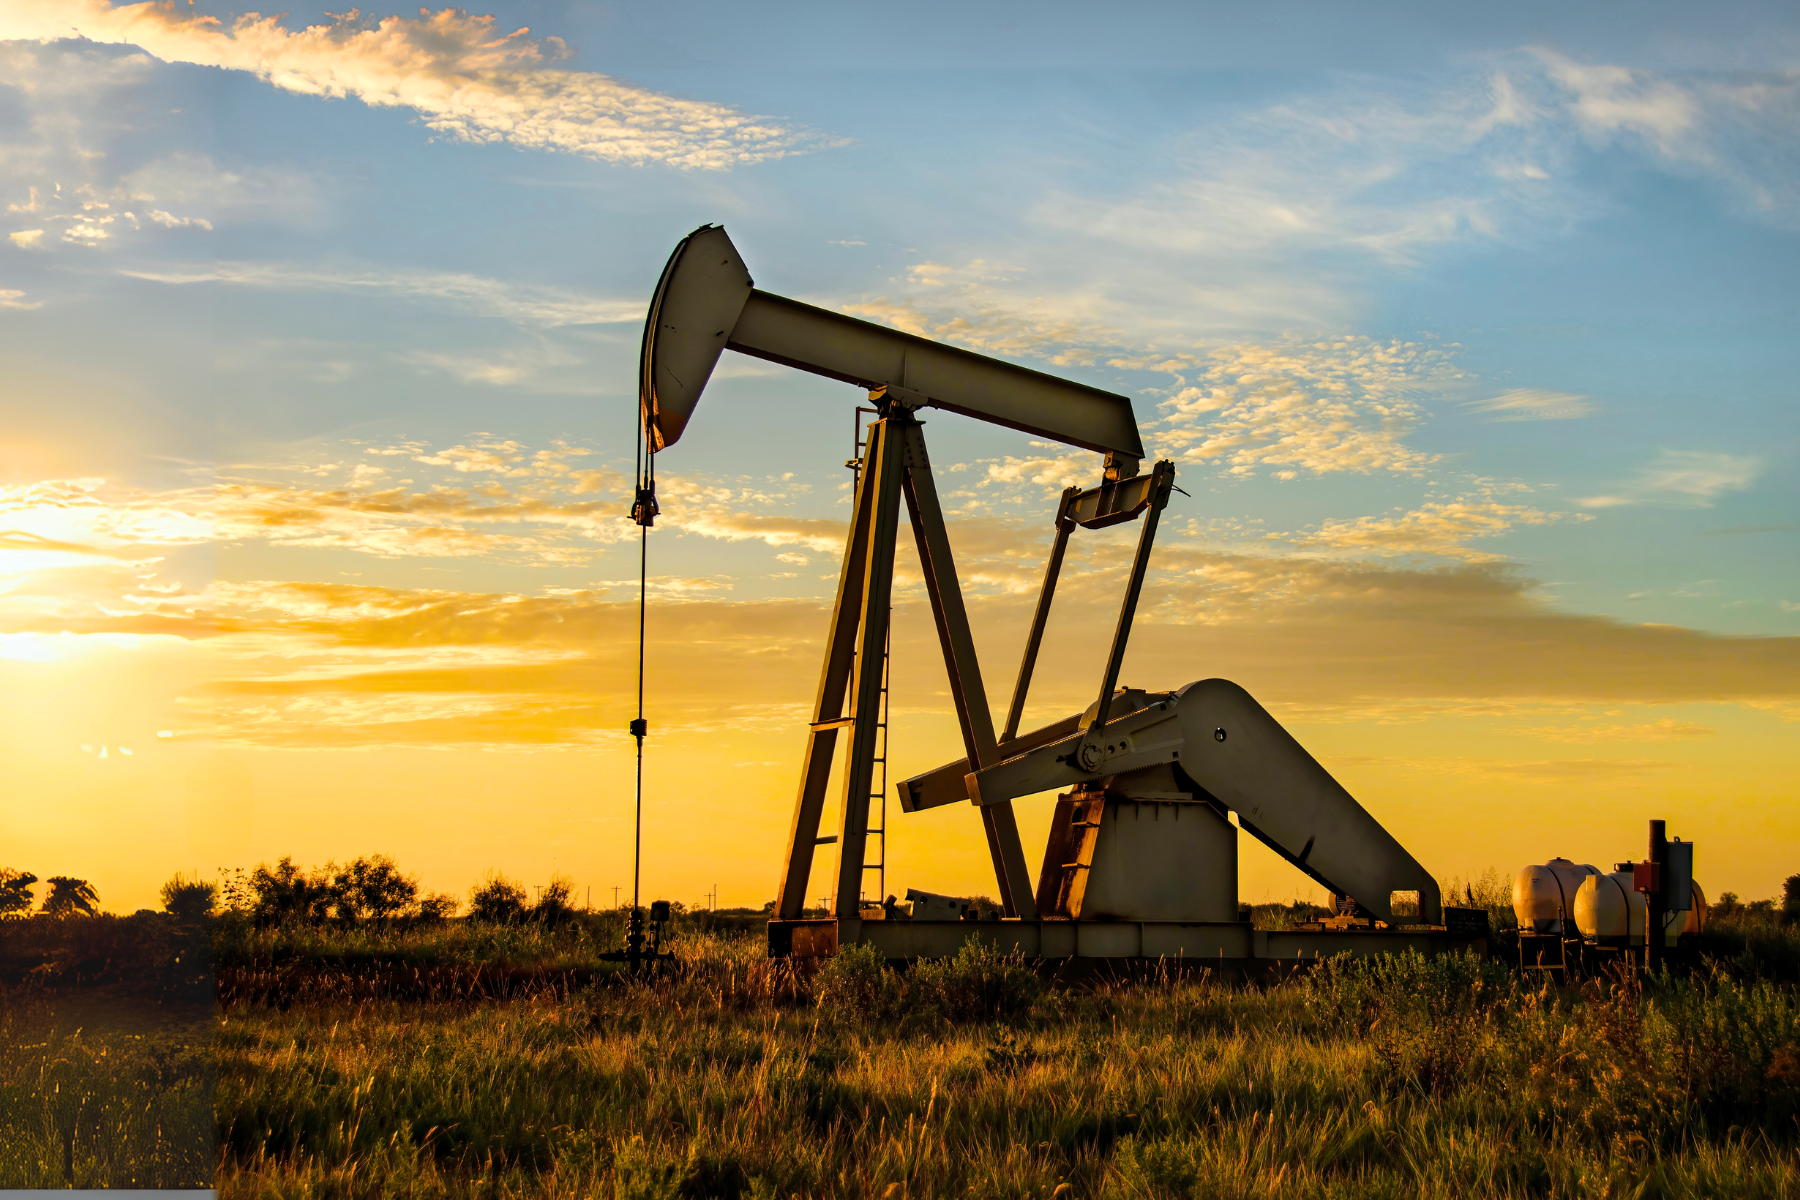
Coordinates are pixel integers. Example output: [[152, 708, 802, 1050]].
[[767, 918, 1486, 965]]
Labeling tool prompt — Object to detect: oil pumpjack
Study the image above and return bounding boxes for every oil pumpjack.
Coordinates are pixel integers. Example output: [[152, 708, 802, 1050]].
[[639, 225, 1483, 963]]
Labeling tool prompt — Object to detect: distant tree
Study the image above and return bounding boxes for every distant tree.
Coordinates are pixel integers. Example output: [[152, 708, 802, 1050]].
[[249, 857, 337, 924], [468, 871, 529, 925], [333, 855, 419, 921], [0, 869, 36, 918], [159, 873, 218, 921], [416, 892, 459, 922], [1785, 874, 1800, 919], [41, 876, 99, 917]]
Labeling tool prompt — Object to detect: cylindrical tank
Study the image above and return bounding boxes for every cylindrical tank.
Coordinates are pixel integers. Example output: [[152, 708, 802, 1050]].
[[1513, 859, 1601, 933], [1573, 871, 1643, 943], [1574, 873, 1706, 945]]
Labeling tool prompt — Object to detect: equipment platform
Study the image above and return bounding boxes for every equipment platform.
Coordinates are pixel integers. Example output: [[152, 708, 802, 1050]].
[[768, 918, 1487, 963]]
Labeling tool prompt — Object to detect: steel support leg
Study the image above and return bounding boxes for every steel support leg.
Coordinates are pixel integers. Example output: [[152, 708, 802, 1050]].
[[899, 422, 1038, 919], [1079, 461, 1174, 758], [773, 421, 879, 920], [831, 416, 907, 918], [1001, 487, 1078, 744]]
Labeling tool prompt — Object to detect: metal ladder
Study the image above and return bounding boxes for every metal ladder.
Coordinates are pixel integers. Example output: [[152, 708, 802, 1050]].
[[850, 406, 890, 906]]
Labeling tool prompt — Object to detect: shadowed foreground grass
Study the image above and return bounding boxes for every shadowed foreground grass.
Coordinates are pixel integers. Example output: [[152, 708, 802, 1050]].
[[212, 929, 1800, 1200], [0, 993, 215, 1187]]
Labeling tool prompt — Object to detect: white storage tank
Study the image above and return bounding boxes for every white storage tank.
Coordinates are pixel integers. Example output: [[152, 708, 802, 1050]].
[[1573, 871, 1707, 946], [1512, 858, 1601, 933], [1573, 870, 1643, 944]]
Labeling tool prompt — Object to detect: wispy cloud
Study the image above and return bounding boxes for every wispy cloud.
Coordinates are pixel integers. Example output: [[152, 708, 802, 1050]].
[[0, 44, 311, 255], [847, 265, 1468, 483], [1278, 500, 1590, 562], [8, 452, 1800, 748], [119, 261, 639, 327], [1, 1, 833, 169], [1037, 72, 1554, 270], [883, 51, 1800, 355], [1329, 756, 1682, 783], [1464, 388, 1596, 422], [1534, 48, 1800, 229], [1149, 337, 1466, 478], [1520, 719, 1715, 743], [843, 259, 1134, 368], [1577, 450, 1762, 509], [0, 283, 42, 309]]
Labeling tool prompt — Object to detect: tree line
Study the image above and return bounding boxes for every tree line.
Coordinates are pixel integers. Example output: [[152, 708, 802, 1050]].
[[0, 857, 606, 927]]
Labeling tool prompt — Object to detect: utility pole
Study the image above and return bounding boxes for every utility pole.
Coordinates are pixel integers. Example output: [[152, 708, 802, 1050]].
[[612, 886, 620, 909]]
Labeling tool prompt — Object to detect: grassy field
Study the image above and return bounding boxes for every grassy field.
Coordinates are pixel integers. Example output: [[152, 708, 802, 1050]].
[[5, 909, 1800, 1197], [0, 990, 215, 1187], [207, 918, 1800, 1199]]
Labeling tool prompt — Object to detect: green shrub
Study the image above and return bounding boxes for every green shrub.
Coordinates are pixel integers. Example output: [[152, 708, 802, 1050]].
[[814, 940, 899, 1021], [1646, 968, 1800, 1124], [1703, 909, 1800, 982], [1305, 947, 1513, 1033], [908, 937, 1041, 1023]]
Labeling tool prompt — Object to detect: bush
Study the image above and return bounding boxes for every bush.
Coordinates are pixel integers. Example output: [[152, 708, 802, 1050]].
[[909, 938, 1041, 1023], [1702, 908, 1800, 982], [468, 872, 529, 925], [532, 875, 579, 927], [159, 874, 217, 922], [1647, 968, 1800, 1125], [1304, 948, 1515, 1098], [815, 941, 900, 1020], [1305, 947, 1511, 1033]]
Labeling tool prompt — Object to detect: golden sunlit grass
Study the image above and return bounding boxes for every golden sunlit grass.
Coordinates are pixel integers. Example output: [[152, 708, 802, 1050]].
[[5, 908, 1800, 1197], [205, 927, 1800, 1199]]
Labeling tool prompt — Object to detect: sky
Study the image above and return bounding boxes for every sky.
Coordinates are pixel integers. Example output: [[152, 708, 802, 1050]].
[[0, 0, 1796, 915]]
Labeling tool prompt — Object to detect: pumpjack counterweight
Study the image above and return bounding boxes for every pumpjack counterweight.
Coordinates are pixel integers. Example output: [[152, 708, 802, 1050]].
[[638, 224, 1484, 964]]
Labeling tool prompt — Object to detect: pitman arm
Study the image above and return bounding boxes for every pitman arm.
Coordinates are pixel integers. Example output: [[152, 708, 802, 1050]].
[[933, 678, 1441, 925]]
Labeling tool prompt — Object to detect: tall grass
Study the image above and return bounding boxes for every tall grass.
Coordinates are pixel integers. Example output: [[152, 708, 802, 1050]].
[[0, 995, 214, 1188], [212, 930, 1800, 1199], [214, 909, 632, 971]]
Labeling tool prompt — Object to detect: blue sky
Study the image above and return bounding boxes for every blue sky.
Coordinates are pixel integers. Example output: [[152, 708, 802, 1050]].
[[2, 0, 1797, 909]]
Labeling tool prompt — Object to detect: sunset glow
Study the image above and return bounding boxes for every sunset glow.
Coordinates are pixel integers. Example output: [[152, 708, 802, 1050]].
[[2, 1, 1796, 916]]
